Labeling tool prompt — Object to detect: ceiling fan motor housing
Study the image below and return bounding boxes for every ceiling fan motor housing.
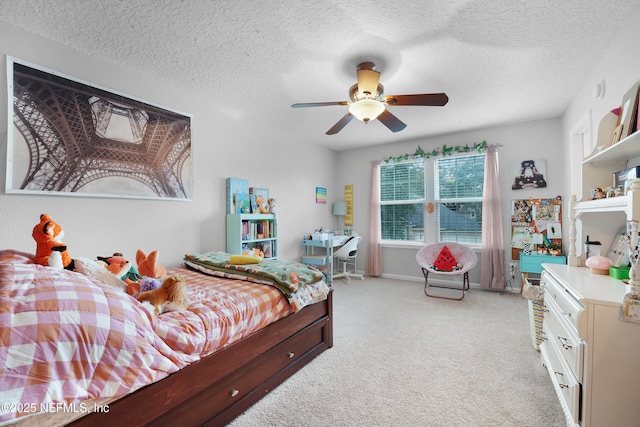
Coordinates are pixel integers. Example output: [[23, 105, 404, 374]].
[[349, 83, 384, 102]]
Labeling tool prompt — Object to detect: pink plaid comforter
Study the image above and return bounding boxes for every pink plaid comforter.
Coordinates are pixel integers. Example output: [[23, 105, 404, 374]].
[[0, 250, 292, 424]]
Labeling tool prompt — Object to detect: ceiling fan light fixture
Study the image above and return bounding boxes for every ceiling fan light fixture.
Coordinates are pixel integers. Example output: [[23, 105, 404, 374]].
[[349, 99, 385, 122]]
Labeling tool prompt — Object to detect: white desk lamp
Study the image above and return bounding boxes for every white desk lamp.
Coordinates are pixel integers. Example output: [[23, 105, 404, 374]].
[[333, 202, 348, 234]]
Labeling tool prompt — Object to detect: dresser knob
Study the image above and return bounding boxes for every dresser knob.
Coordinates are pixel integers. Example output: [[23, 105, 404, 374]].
[[554, 371, 569, 388], [558, 336, 573, 349], [288, 352, 295, 359], [230, 389, 239, 397]]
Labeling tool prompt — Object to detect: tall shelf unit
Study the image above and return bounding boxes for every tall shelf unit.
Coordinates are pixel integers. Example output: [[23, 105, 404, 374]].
[[541, 130, 640, 426], [226, 214, 278, 260], [569, 130, 640, 283]]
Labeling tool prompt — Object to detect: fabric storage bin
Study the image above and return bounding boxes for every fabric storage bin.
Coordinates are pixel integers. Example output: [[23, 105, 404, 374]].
[[528, 299, 545, 350], [522, 274, 544, 351]]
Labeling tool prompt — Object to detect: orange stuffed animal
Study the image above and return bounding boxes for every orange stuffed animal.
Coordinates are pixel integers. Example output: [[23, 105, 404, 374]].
[[255, 195, 269, 214], [136, 275, 188, 316], [136, 249, 167, 278], [32, 214, 74, 270], [126, 249, 168, 296]]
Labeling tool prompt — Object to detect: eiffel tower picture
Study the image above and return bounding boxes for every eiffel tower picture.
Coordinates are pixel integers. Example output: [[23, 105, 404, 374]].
[[7, 59, 192, 200], [511, 159, 547, 190]]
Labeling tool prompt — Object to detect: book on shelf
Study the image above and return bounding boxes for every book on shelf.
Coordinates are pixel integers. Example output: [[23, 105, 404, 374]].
[[249, 194, 258, 214], [226, 177, 250, 214], [262, 241, 272, 258], [241, 219, 273, 241]]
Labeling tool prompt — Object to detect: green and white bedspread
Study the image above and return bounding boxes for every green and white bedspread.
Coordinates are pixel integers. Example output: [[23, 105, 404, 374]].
[[184, 252, 329, 312]]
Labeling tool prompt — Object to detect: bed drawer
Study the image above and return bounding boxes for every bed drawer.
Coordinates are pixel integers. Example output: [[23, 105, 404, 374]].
[[201, 318, 326, 417]]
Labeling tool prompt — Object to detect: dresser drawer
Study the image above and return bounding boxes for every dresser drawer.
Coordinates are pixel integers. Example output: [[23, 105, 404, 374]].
[[544, 295, 584, 382], [540, 325, 581, 426], [541, 271, 585, 335]]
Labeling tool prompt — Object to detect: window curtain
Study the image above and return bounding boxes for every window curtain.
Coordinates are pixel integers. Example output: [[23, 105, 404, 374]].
[[480, 145, 505, 289], [366, 161, 382, 276]]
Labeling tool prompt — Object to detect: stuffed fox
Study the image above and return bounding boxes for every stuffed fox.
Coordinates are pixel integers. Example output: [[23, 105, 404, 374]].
[[32, 214, 74, 270]]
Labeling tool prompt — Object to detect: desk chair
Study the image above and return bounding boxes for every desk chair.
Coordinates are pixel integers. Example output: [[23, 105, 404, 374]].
[[416, 242, 477, 300], [333, 236, 364, 283]]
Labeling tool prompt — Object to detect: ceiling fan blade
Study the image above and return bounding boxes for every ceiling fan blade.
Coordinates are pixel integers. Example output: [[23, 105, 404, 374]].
[[326, 113, 354, 135], [383, 93, 449, 106], [356, 68, 381, 95], [291, 101, 348, 108], [377, 109, 407, 132]]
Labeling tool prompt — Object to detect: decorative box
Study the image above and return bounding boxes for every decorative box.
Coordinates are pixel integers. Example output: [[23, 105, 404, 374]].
[[609, 265, 630, 280], [613, 166, 640, 188]]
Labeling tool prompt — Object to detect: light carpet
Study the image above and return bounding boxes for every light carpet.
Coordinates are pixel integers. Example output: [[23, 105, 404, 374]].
[[229, 277, 565, 427]]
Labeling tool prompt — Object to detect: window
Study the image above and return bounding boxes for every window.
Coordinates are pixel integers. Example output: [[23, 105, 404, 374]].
[[379, 154, 485, 244], [380, 160, 425, 241], [435, 155, 484, 245]]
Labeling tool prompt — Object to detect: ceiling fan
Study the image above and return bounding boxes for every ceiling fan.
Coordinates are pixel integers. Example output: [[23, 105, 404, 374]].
[[291, 62, 448, 135]]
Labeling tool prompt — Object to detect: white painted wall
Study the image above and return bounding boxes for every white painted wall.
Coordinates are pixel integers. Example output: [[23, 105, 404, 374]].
[[0, 23, 340, 266], [336, 118, 563, 283], [2, 7, 639, 281], [334, 6, 640, 283], [561, 7, 640, 259]]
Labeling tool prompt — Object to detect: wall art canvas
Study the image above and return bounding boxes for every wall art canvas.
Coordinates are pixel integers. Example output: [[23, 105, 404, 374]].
[[6, 57, 192, 200], [344, 184, 353, 226], [511, 159, 547, 190], [315, 187, 326, 204]]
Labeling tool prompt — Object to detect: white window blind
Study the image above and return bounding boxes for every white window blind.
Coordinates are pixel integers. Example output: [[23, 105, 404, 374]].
[[380, 161, 425, 241], [379, 154, 485, 244], [435, 154, 485, 244]]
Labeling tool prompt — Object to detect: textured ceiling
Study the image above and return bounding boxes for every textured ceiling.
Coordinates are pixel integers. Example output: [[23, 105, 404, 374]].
[[1, 0, 639, 151]]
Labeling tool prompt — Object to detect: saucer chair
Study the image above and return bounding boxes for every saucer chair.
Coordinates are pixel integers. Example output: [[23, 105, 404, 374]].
[[416, 242, 477, 300]]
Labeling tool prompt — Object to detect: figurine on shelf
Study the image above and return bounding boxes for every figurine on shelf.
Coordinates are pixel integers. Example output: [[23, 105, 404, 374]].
[[590, 187, 607, 200], [548, 245, 562, 256]]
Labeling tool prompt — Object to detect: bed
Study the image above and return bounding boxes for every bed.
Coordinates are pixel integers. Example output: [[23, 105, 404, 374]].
[[0, 250, 333, 426]]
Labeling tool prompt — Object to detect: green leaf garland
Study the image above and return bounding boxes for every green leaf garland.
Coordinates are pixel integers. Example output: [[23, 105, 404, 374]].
[[384, 140, 490, 163]]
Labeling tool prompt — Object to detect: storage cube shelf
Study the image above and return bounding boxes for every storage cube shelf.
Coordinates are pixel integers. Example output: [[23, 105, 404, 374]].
[[301, 238, 336, 285], [226, 214, 277, 259]]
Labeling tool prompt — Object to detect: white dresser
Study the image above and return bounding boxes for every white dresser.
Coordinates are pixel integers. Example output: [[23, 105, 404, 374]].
[[540, 263, 640, 426]]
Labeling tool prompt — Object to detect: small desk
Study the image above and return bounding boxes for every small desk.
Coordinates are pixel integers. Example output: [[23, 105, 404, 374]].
[[519, 253, 566, 293], [302, 236, 350, 285]]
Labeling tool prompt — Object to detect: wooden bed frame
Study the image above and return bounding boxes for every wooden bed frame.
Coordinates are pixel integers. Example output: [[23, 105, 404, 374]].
[[67, 291, 333, 427]]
